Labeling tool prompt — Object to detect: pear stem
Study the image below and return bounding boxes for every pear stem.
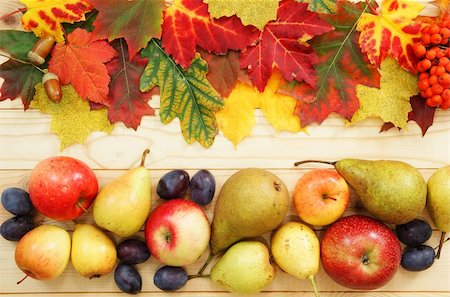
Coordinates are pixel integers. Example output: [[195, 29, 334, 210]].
[[436, 232, 447, 259], [294, 160, 337, 167], [308, 275, 320, 297], [188, 274, 210, 280], [17, 274, 28, 284], [197, 252, 214, 275], [140, 149, 150, 166]]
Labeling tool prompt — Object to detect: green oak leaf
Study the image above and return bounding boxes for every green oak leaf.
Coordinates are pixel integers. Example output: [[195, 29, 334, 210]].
[[140, 39, 223, 148], [0, 30, 38, 60]]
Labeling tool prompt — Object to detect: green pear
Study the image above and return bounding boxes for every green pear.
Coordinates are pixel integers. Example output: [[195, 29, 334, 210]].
[[93, 149, 151, 237], [71, 224, 117, 278], [426, 165, 450, 259], [295, 159, 426, 225], [271, 222, 320, 297], [210, 241, 275, 294], [210, 168, 290, 254]]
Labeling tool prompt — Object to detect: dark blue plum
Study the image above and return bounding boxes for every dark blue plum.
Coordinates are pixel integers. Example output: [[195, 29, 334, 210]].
[[1, 187, 35, 217], [153, 266, 188, 291], [157, 170, 190, 200], [396, 219, 432, 246], [190, 170, 215, 205], [114, 263, 142, 294], [0, 216, 35, 241], [117, 238, 151, 265], [401, 245, 435, 271]]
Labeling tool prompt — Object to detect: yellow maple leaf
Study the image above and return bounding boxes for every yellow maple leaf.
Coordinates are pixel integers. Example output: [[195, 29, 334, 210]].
[[20, 0, 92, 42], [216, 71, 303, 148], [204, 0, 280, 30], [356, 0, 424, 72], [350, 58, 419, 129], [30, 83, 113, 150]]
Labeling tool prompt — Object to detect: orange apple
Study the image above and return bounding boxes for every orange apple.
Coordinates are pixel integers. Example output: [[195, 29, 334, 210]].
[[15, 225, 71, 282], [293, 169, 349, 226]]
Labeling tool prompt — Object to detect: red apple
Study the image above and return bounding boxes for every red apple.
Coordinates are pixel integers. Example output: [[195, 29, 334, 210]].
[[321, 215, 402, 290], [15, 225, 71, 281], [293, 169, 349, 225], [28, 156, 98, 221], [145, 199, 210, 266]]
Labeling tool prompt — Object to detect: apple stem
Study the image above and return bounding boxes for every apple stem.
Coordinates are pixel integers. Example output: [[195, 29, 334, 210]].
[[16, 274, 28, 284], [308, 275, 320, 297], [294, 160, 337, 167], [323, 194, 337, 201], [76, 201, 88, 213], [140, 149, 150, 166], [436, 232, 447, 259], [197, 252, 214, 275]]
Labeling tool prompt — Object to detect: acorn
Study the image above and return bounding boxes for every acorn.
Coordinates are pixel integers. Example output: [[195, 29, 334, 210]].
[[27, 35, 55, 65], [42, 72, 62, 102]]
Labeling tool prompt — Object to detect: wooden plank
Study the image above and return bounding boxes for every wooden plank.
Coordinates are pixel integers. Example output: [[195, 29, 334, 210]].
[[1, 170, 449, 294], [1, 293, 450, 297], [0, 109, 449, 170]]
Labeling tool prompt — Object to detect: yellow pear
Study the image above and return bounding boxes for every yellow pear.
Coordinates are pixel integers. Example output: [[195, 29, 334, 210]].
[[427, 165, 450, 258], [71, 224, 117, 278], [271, 222, 320, 297], [93, 149, 151, 237], [210, 241, 275, 294]]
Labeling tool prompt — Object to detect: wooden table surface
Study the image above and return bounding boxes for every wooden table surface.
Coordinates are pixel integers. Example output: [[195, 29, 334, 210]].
[[1, 1, 450, 296]]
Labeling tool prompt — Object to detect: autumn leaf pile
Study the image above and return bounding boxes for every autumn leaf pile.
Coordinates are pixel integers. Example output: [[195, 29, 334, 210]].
[[0, 0, 448, 149]]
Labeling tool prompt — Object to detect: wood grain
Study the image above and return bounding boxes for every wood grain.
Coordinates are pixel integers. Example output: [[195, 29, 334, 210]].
[[0, 108, 449, 170], [1, 0, 449, 296]]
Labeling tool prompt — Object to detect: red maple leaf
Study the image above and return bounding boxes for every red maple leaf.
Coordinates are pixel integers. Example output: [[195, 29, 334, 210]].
[[380, 95, 436, 136], [106, 39, 155, 129], [161, 0, 259, 68], [284, 1, 381, 126], [198, 48, 249, 97], [240, 0, 333, 92], [87, 0, 164, 60], [48, 28, 117, 106]]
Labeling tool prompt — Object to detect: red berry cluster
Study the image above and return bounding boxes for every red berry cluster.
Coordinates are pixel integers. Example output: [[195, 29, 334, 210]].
[[413, 17, 450, 109]]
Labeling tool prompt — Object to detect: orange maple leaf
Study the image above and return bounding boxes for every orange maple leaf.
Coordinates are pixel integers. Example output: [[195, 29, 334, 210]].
[[48, 28, 117, 106], [357, 0, 424, 73]]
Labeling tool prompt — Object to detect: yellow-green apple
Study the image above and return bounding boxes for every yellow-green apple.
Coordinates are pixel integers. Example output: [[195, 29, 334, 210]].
[[28, 156, 98, 221], [293, 169, 349, 226], [145, 199, 210, 266], [15, 225, 71, 282], [321, 215, 402, 290]]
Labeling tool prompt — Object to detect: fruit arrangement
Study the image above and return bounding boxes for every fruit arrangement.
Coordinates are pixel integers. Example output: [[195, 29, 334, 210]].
[[0, 153, 449, 295]]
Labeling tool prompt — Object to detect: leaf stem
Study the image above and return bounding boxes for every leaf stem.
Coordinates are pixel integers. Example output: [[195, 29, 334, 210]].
[[0, 8, 26, 23], [0, 53, 46, 74], [365, 0, 378, 15]]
